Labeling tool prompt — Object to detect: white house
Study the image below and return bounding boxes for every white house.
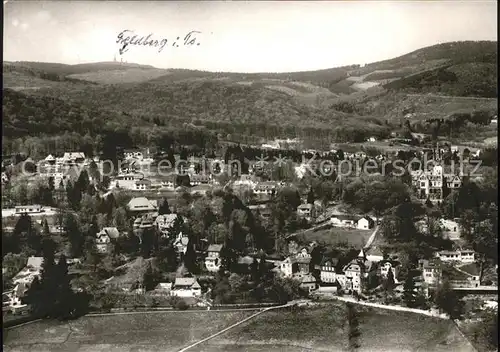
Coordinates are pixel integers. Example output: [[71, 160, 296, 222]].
[[124, 149, 144, 161], [15, 205, 43, 215], [319, 258, 338, 284], [330, 215, 359, 228], [277, 257, 295, 278], [379, 260, 399, 283], [437, 249, 475, 264], [134, 179, 151, 191], [95, 227, 120, 253], [357, 216, 375, 230], [297, 204, 316, 221], [127, 197, 158, 214], [205, 244, 223, 272], [419, 259, 442, 285], [254, 181, 279, 195], [155, 213, 181, 236], [171, 278, 201, 297], [365, 246, 384, 263]]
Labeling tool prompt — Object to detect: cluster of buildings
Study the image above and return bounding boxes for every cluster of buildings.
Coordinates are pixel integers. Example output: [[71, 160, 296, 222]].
[[3, 256, 81, 314], [410, 164, 463, 202]]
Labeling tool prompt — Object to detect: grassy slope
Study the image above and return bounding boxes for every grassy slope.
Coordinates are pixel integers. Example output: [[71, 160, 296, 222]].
[[297, 224, 373, 248], [193, 304, 474, 352], [3, 310, 258, 352]]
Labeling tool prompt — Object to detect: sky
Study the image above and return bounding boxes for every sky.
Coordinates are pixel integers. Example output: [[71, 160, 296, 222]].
[[4, 1, 497, 73]]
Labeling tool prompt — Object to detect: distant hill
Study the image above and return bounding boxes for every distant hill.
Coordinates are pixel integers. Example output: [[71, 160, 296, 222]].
[[2, 40, 497, 148]]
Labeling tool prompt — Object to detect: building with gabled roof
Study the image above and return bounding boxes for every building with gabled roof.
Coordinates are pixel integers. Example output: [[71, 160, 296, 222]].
[[127, 197, 157, 213], [171, 277, 201, 297]]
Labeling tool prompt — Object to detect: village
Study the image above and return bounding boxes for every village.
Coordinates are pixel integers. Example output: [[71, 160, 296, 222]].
[[2, 137, 497, 320]]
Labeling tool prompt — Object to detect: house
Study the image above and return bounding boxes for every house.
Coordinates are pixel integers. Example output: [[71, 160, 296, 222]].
[[155, 213, 181, 236], [205, 244, 223, 272], [365, 246, 384, 263], [153, 282, 173, 295], [357, 216, 375, 230], [12, 257, 43, 285], [254, 181, 278, 195], [295, 248, 312, 274], [342, 249, 374, 294], [173, 232, 189, 256], [95, 227, 120, 253], [297, 203, 316, 221], [171, 277, 201, 297], [295, 273, 317, 293], [330, 214, 359, 228], [127, 197, 158, 214], [437, 249, 475, 264], [190, 174, 211, 186], [440, 218, 460, 239], [412, 163, 462, 202], [15, 205, 43, 215], [124, 149, 144, 161], [44, 154, 56, 165], [277, 257, 295, 278], [62, 152, 86, 164], [233, 175, 258, 188], [443, 263, 480, 288], [418, 259, 442, 285], [319, 258, 338, 284], [379, 260, 399, 283], [134, 179, 151, 191], [111, 173, 144, 190]]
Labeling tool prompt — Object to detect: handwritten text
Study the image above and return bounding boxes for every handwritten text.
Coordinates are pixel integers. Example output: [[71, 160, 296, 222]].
[[116, 30, 202, 55]]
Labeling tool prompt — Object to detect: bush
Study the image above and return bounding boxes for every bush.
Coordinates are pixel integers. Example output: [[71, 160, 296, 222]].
[[175, 299, 189, 310]]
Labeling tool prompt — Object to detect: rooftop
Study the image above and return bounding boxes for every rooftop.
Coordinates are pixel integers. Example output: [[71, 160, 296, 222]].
[[174, 277, 201, 289]]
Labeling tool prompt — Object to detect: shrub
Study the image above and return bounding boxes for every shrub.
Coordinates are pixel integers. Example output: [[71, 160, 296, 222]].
[[175, 299, 189, 310]]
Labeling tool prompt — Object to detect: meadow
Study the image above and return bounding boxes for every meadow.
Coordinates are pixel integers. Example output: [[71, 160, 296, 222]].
[[3, 310, 257, 352], [192, 304, 475, 352]]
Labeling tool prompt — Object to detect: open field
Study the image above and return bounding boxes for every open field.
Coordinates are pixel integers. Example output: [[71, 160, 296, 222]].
[[297, 224, 373, 248], [3, 310, 258, 352], [191, 304, 475, 352]]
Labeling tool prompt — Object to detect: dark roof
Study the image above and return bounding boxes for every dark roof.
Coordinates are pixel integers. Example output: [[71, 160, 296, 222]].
[[320, 257, 339, 266]]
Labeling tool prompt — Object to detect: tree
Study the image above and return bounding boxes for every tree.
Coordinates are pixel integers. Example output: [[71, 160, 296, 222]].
[[383, 267, 395, 292], [24, 238, 58, 317], [307, 187, 315, 205], [183, 237, 198, 274], [158, 198, 171, 215], [402, 275, 417, 308], [85, 238, 103, 273], [434, 280, 463, 319], [142, 263, 161, 291], [346, 303, 361, 351], [65, 213, 84, 257]]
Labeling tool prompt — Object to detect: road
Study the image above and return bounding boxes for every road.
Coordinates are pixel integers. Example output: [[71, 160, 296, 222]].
[[364, 225, 380, 248], [177, 302, 294, 352]]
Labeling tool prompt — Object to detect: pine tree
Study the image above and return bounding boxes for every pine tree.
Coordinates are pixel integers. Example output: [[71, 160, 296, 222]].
[[307, 187, 315, 205], [402, 276, 417, 307], [142, 263, 161, 291], [158, 198, 171, 215], [250, 257, 259, 282], [183, 237, 198, 274], [54, 255, 74, 319], [383, 267, 395, 292], [42, 217, 50, 236]]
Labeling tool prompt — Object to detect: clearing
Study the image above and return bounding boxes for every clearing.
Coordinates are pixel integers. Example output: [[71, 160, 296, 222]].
[[297, 224, 373, 248]]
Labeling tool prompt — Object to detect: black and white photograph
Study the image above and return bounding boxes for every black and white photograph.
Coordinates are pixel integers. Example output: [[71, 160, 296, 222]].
[[2, 1, 498, 351]]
